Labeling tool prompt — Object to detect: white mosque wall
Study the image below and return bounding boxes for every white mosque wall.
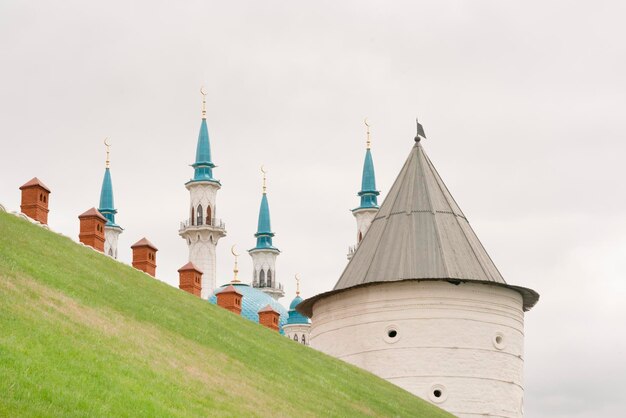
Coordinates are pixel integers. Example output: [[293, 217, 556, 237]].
[[283, 324, 311, 346], [104, 226, 122, 259], [309, 280, 526, 418], [353, 207, 377, 243]]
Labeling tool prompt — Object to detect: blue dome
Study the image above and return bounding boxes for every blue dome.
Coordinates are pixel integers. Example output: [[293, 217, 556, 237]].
[[209, 283, 288, 334], [286, 295, 310, 325]]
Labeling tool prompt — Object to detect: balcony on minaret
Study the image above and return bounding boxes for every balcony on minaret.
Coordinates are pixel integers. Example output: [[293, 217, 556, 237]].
[[131, 238, 158, 277], [179, 217, 226, 233]]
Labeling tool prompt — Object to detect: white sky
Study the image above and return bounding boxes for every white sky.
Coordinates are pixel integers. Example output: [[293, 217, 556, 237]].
[[1, 1, 625, 416]]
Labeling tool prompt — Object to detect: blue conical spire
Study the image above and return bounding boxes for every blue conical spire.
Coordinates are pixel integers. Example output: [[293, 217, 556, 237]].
[[354, 148, 380, 210], [253, 191, 278, 250], [98, 168, 118, 226], [191, 118, 217, 182]]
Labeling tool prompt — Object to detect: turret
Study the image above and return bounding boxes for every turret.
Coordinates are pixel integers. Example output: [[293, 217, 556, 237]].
[[348, 119, 380, 260], [179, 88, 226, 298], [78, 207, 106, 252], [282, 275, 311, 345], [99, 139, 123, 258], [131, 237, 158, 277], [249, 167, 283, 300]]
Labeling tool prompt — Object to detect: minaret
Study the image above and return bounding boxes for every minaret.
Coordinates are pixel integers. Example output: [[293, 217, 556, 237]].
[[179, 88, 226, 299], [348, 119, 380, 260], [99, 139, 123, 259], [249, 167, 284, 300], [283, 275, 311, 345]]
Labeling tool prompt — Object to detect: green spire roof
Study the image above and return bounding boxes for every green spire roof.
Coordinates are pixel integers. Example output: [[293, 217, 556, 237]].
[[251, 192, 278, 251], [354, 148, 380, 210], [98, 168, 119, 227], [190, 119, 217, 183]]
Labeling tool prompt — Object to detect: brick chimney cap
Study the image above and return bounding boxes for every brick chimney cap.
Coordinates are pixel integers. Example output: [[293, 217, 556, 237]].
[[178, 261, 203, 273], [258, 304, 278, 314], [131, 237, 158, 250], [20, 177, 51, 193], [78, 207, 106, 221], [217, 284, 243, 296]]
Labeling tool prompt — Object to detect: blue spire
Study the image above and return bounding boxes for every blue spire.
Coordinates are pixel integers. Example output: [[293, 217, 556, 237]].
[[354, 148, 380, 210], [252, 192, 278, 251], [190, 118, 217, 182], [98, 168, 119, 227], [286, 294, 309, 325]]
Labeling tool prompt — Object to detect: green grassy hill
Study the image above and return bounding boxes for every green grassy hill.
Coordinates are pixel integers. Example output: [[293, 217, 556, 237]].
[[0, 211, 452, 418]]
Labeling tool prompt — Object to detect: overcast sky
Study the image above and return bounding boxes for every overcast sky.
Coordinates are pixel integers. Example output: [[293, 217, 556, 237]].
[[1, 1, 625, 416]]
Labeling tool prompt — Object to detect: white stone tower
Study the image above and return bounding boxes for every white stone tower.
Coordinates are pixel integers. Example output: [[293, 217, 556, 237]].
[[249, 168, 284, 300], [299, 120, 539, 418], [348, 120, 379, 260], [179, 90, 226, 299], [98, 139, 123, 259]]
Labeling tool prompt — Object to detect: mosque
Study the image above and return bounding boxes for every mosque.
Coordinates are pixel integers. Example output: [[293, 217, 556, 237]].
[[12, 90, 538, 417]]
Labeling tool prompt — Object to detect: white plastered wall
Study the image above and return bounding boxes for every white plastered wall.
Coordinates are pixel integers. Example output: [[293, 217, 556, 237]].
[[283, 323, 311, 346], [309, 280, 526, 418], [104, 226, 122, 259]]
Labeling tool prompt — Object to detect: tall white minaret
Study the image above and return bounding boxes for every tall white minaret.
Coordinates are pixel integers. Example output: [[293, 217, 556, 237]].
[[179, 89, 226, 299], [347, 119, 380, 260], [99, 138, 123, 259], [249, 167, 284, 300]]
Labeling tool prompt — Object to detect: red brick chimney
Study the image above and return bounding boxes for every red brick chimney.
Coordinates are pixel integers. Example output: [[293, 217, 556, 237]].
[[258, 304, 280, 332], [19, 177, 51, 224], [216, 284, 243, 315], [131, 238, 158, 277], [78, 208, 106, 252], [178, 262, 202, 297]]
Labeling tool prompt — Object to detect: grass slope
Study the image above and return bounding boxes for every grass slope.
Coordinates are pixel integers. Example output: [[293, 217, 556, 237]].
[[0, 212, 452, 418]]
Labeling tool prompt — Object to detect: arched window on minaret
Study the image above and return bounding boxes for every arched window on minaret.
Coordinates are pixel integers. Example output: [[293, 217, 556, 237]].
[[196, 204, 203, 226], [302, 335, 306, 345], [260, 270, 266, 287], [191, 207, 195, 226], [108, 248, 113, 256], [267, 270, 273, 288], [358, 231, 363, 243], [206, 205, 212, 226], [293, 334, 298, 342]]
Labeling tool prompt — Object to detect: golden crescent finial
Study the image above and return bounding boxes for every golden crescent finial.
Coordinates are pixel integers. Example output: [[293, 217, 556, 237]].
[[104, 137, 111, 168], [364, 118, 371, 149], [295, 273, 300, 295], [261, 165, 267, 194], [231, 245, 240, 283], [200, 86, 207, 119]]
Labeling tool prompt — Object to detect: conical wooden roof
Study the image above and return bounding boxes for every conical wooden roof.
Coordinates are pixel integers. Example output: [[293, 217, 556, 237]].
[[298, 140, 539, 316]]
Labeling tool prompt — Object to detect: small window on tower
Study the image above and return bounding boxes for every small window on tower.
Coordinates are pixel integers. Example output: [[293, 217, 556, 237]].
[[197, 204, 203, 226], [302, 335, 306, 345], [43, 195, 46, 203], [293, 334, 298, 342], [358, 231, 363, 242], [260, 270, 266, 287]]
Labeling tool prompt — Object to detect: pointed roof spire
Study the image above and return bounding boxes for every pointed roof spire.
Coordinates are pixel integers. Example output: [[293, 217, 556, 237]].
[[189, 87, 218, 183], [251, 166, 279, 252], [99, 138, 120, 228], [298, 122, 539, 316], [354, 118, 380, 210]]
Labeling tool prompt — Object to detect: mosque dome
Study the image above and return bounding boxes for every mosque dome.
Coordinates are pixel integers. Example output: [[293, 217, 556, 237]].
[[286, 295, 309, 325], [209, 283, 288, 333]]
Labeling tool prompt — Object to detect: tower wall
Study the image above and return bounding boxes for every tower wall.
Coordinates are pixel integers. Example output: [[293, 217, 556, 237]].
[[309, 280, 525, 417], [250, 249, 283, 299], [283, 324, 311, 345], [180, 181, 225, 299], [104, 226, 122, 259]]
